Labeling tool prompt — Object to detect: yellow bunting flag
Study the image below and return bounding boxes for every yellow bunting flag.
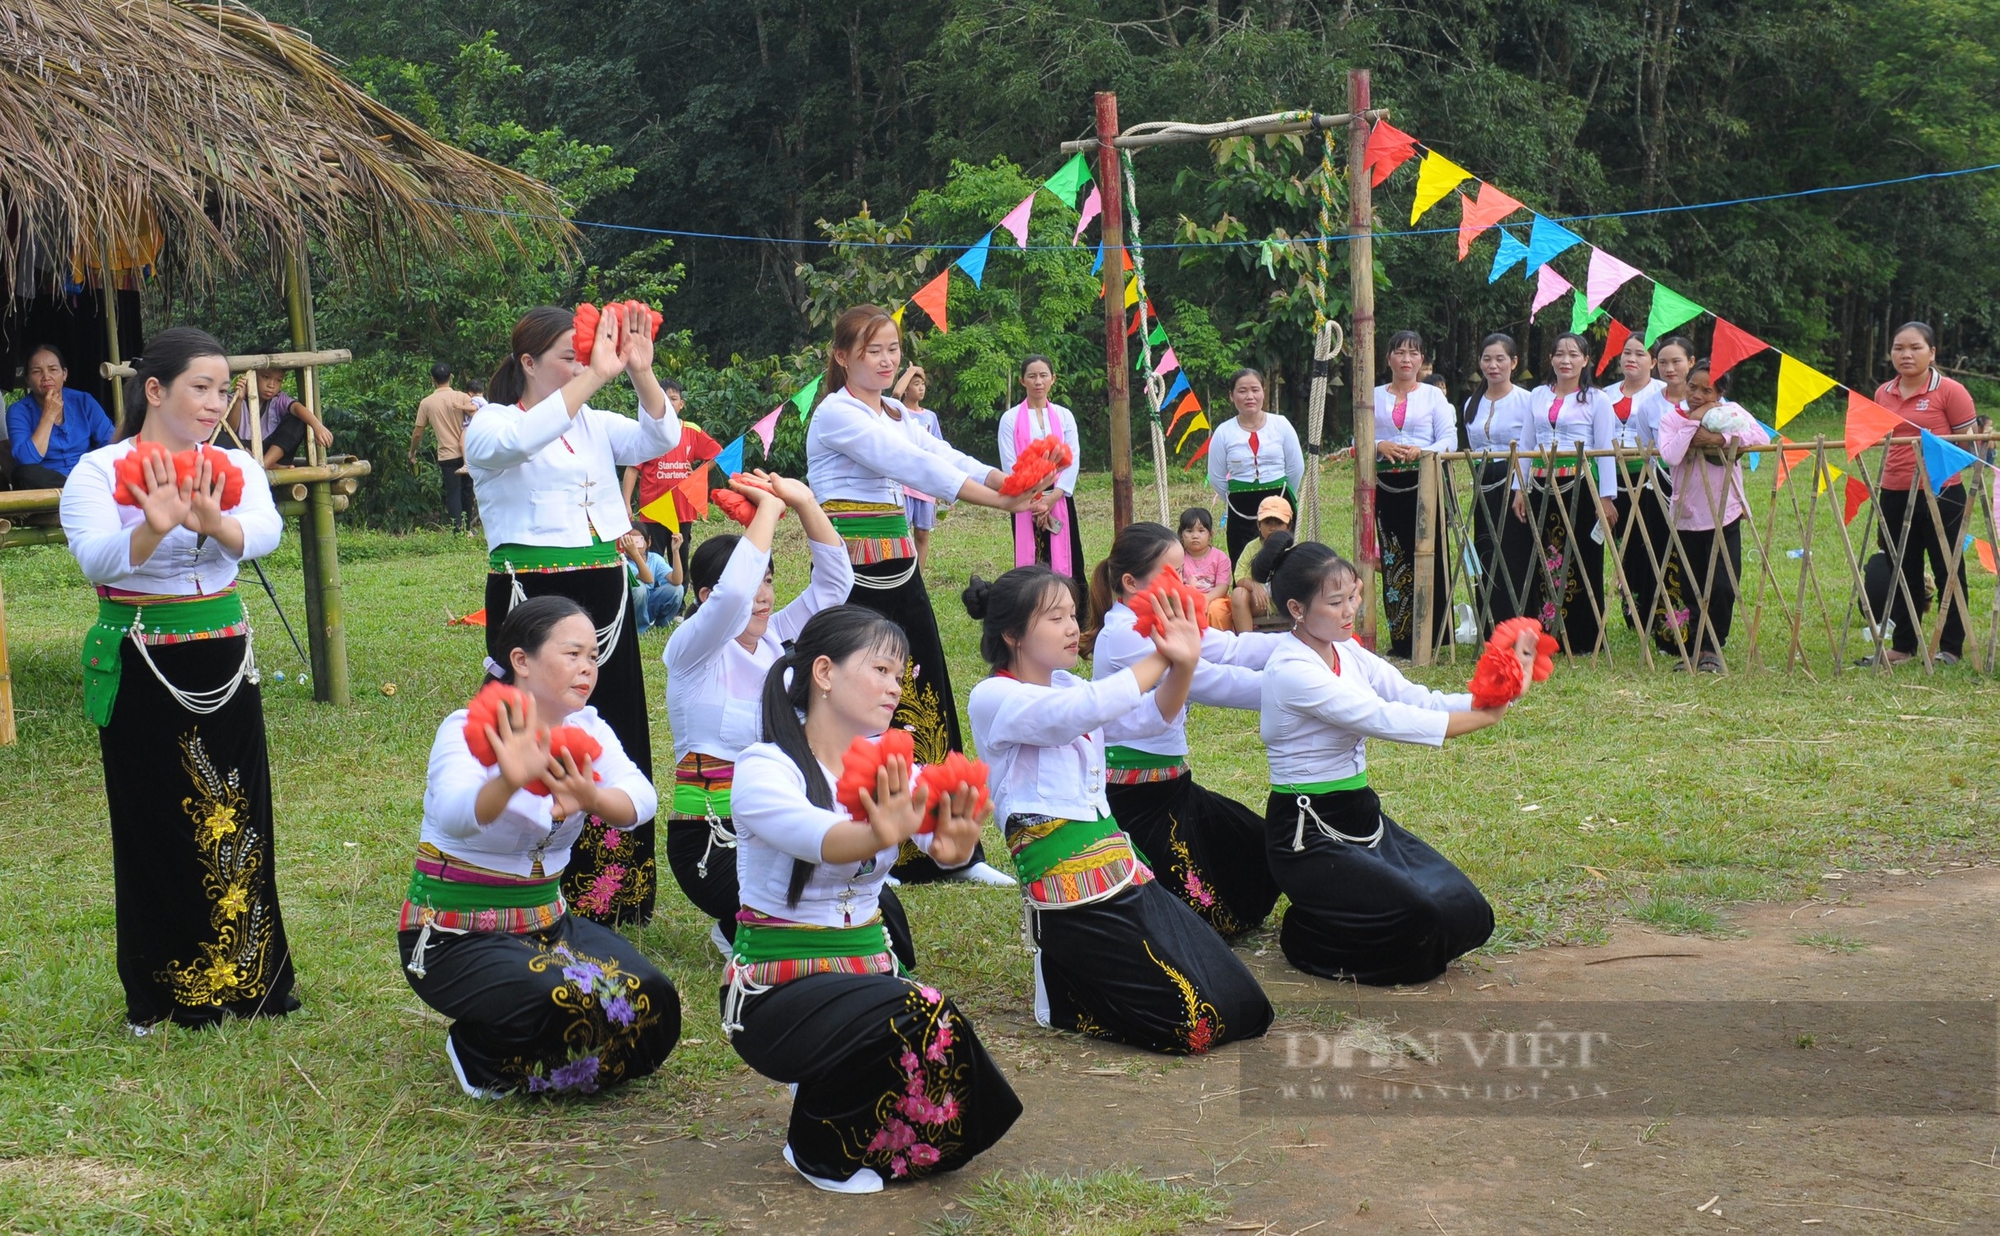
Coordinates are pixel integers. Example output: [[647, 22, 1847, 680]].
[[1124, 275, 1140, 308], [1409, 152, 1472, 225], [637, 491, 679, 533], [1821, 462, 1842, 496], [1774, 353, 1837, 428], [892, 304, 906, 326], [1175, 412, 1210, 451]]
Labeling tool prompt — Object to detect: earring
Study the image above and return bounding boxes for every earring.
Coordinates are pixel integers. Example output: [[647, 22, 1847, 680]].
[[821, 689, 830, 699]]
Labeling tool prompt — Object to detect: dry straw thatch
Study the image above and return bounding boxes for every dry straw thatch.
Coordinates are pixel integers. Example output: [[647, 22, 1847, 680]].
[[0, 0, 574, 288]]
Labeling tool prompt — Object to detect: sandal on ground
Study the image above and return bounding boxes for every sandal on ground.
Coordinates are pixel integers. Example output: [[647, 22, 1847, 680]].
[[1696, 652, 1724, 673]]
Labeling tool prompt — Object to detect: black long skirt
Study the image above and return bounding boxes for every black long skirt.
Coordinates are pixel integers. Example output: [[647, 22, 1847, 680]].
[[1265, 787, 1493, 987], [1107, 774, 1278, 938], [724, 972, 1021, 1183], [100, 634, 299, 1028], [1472, 460, 1535, 627], [1035, 879, 1273, 1055], [399, 913, 679, 1094], [485, 565, 656, 924], [1614, 474, 1689, 654], [1013, 493, 1087, 583], [1377, 467, 1451, 659], [1223, 482, 1291, 571], [1521, 472, 1607, 655]]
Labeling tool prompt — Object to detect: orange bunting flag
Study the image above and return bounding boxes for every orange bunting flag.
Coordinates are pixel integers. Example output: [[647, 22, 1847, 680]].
[[1842, 475, 1870, 525], [1708, 318, 1770, 381], [1183, 436, 1212, 469], [1166, 390, 1201, 435], [1843, 389, 1902, 459], [1456, 183, 1524, 259], [910, 268, 951, 332], [1363, 120, 1420, 187], [1774, 439, 1815, 491], [1977, 539, 1997, 575], [675, 462, 713, 520]]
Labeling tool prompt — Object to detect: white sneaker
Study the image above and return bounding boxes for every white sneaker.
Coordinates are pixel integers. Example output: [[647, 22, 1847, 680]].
[[1454, 603, 1478, 645], [784, 1144, 883, 1194], [445, 1034, 506, 1101], [952, 861, 1017, 888], [709, 922, 733, 958]]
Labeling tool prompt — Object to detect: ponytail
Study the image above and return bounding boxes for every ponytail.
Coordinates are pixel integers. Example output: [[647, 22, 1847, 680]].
[[1081, 522, 1178, 657]]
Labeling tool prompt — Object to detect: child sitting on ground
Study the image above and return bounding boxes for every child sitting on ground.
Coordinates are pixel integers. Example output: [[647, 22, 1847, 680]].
[[620, 529, 685, 633], [1227, 496, 1293, 632], [1176, 507, 1234, 627]]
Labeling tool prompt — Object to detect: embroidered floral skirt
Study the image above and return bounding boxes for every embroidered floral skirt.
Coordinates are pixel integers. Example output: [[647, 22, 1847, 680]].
[[723, 972, 1020, 1183], [398, 912, 680, 1095], [1521, 472, 1607, 655], [1614, 478, 1690, 653], [1107, 774, 1277, 939], [1377, 466, 1453, 659], [99, 633, 299, 1028], [484, 564, 656, 924], [1264, 786, 1493, 987], [1472, 460, 1537, 629]]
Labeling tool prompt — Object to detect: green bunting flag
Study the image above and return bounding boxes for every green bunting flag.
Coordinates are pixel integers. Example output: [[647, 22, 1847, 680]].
[[1570, 291, 1606, 335], [790, 374, 822, 421], [1643, 282, 1705, 346], [1043, 153, 1094, 210]]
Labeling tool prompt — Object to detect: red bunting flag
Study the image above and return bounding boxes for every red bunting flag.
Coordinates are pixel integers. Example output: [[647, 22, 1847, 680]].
[[910, 268, 951, 333], [1595, 319, 1632, 375], [1363, 120, 1419, 187], [1708, 318, 1770, 381], [1183, 437, 1212, 469], [1456, 183, 1525, 260], [1842, 475, 1870, 525], [1843, 390, 1902, 459]]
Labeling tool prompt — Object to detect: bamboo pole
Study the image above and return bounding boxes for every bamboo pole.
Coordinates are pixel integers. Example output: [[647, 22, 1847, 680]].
[[1347, 69, 1379, 648], [102, 263, 125, 432], [287, 253, 348, 704], [1097, 91, 1135, 532], [0, 565, 14, 745], [1060, 110, 1385, 153], [1412, 452, 1439, 665], [0, 461, 371, 516], [100, 348, 352, 379]]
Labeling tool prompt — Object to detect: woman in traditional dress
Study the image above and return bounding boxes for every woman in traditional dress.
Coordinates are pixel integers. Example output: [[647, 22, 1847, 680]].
[[996, 355, 1084, 580], [401, 597, 679, 1097], [1603, 332, 1683, 651], [1084, 522, 1285, 938], [889, 365, 947, 570], [1463, 333, 1535, 628], [1656, 357, 1771, 672], [467, 303, 682, 925], [1511, 332, 1618, 654], [1373, 331, 1458, 659], [805, 304, 1044, 885], [665, 470, 914, 963], [1255, 534, 1513, 985], [61, 327, 299, 1032], [967, 568, 1272, 1054], [1205, 368, 1304, 570], [724, 606, 1021, 1193]]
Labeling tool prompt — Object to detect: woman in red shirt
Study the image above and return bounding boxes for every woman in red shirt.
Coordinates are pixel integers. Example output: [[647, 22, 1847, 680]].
[[1868, 322, 1979, 666]]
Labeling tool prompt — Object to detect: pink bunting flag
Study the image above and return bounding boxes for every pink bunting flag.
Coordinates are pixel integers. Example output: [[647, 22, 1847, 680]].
[[1152, 347, 1178, 377], [998, 194, 1034, 249], [1531, 265, 1573, 317], [749, 407, 780, 454], [1584, 248, 1642, 312], [1072, 186, 1101, 245]]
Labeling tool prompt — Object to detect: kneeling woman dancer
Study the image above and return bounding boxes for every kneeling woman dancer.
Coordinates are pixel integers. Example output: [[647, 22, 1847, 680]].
[[967, 567, 1273, 1054], [724, 606, 1021, 1193], [1255, 534, 1510, 986], [401, 597, 681, 1097]]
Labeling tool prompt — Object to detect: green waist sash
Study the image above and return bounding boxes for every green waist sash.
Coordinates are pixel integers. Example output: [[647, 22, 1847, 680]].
[[1105, 746, 1186, 771], [1227, 478, 1294, 493], [406, 868, 563, 912], [731, 918, 891, 964], [488, 541, 618, 574], [672, 782, 732, 817], [825, 510, 912, 539], [83, 591, 247, 727], [1273, 773, 1369, 795], [1009, 815, 1122, 886]]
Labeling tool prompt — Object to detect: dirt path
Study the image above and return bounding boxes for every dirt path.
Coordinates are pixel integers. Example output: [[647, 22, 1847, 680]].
[[576, 864, 2000, 1234]]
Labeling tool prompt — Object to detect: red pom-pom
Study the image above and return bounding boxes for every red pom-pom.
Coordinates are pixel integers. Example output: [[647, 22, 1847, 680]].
[[1468, 617, 1557, 708], [616, 299, 663, 340], [711, 488, 756, 526], [834, 728, 916, 822], [916, 751, 990, 835], [525, 725, 605, 797], [463, 680, 529, 766], [999, 433, 1073, 496], [112, 440, 173, 505], [1127, 576, 1211, 639], [170, 446, 245, 510], [572, 303, 602, 364]]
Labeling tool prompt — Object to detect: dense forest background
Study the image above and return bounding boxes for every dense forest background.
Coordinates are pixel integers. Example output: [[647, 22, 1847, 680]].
[[150, 0, 2000, 523]]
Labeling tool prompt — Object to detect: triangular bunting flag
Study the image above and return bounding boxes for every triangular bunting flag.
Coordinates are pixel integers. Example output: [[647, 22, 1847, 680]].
[[1457, 183, 1524, 259], [1843, 390, 1901, 459], [1167, 391, 1201, 435], [910, 268, 951, 333], [1410, 152, 1472, 225], [1531, 266, 1573, 317], [749, 407, 780, 454], [1709, 318, 1769, 381], [1487, 230, 1530, 283], [790, 374, 823, 420], [1843, 475, 1870, 525], [1523, 214, 1585, 276], [675, 462, 713, 520], [1643, 283, 1705, 346], [891, 305, 906, 326], [712, 436, 746, 478], [1774, 353, 1837, 427], [956, 232, 993, 288], [1042, 153, 1093, 209], [1161, 371, 1190, 410], [1570, 291, 1606, 335], [1595, 319, 1632, 375], [1072, 187, 1101, 245], [1123, 275, 1140, 308], [1821, 462, 1842, 496], [1918, 428, 1980, 493], [1176, 412, 1210, 451], [1092, 241, 1104, 275], [1152, 348, 1179, 376], [1774, 438, 1814, 490], [1146, 323, 1167, 346], [1976, 539, 1997, 574], [1183, 437, 1213, 469], [999, 194, 1034, 248], [637, 491, 679, 533], [1363, 120, 1420, 187], [1584, 248, 1642, 311]]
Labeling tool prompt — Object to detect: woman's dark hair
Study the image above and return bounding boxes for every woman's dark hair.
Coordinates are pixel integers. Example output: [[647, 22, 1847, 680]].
[[27, 343, 66, 370], [120, 327, 228, 441], [1548, 332, 1596, 402], [1893, 321, 1936, 350], [760, 605, 911, 905], [430, 361, 453, 384], [1227, 367, 1263, 393], [490, 595, 590, 685], [687, 534, 742, 610], [1467, 333, 1519, 418], [487, 306, 574, 406], [1689, 358, 1733, 397], [825, 305, 899, 399], [1654, 334, 1696, 362], [962, 566, 1078, 671], [1251, 532, 1358, 620], [1083, 521, 1178, 656], [1385, 329, 1426, 358], [1020, 353, 1054, 378], [1177, 506, 1214, 535]]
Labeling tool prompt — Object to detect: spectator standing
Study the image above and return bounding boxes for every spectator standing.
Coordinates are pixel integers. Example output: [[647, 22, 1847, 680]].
[[623, 379, 720, 569], [7, 345, 115, 489], [410, 362, 479, 532]]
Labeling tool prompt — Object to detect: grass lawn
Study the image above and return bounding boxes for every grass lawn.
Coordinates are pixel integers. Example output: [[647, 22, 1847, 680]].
[[0, 455, 1993, 1233]]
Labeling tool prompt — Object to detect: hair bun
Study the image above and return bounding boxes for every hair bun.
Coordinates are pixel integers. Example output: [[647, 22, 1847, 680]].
[[961, 575, 993, 620], [1249, 530, 1298, 584]]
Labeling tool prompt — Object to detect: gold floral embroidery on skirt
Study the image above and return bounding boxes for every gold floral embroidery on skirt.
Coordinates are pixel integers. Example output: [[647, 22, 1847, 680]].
[[1144, 940, 1222, 1055], [158, 730, 277, 1008], [894, 662, 949, 766]]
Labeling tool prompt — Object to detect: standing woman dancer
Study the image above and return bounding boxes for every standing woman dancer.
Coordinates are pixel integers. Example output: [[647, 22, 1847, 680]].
[[1373, 331, 1458, 658], [806, 304, 1045, 885], [1512, 332, 1618, 654], [468, 303, 681, 925], [1604, 333, 1681, 649], [1464, 333, 1535, 628], [62, 328, 300, 1032], [401, 597, 679, 1098], [1206, 368, 1304, 570], [1086, 523, 1285, 937], [890, 365, 947, 570], [1255, 534, 1513, 985], [725, 606, 1021, 1193], [997, 355, 1084, 580], [967, 568, 1273, 1054]]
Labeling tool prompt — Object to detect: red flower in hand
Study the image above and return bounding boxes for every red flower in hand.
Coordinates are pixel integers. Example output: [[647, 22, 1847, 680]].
[[171, 446, 245, 510], [463, 680, 530, 766], [835, 728, 916, 822], [916, 751, 990, 835], [1468, 617, 1556, 708], [112, 440, 173, 505], [1000, 434, 1073, 496], [711, 487, 756, 526], [572, 303, 602, 365], [525, 725, 604, 796], [1126, 576, 1211, 638]]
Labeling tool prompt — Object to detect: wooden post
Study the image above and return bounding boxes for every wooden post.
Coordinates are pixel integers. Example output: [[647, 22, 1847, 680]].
[[102, 257, 125, 432], [1097, 91, 1135, 532], [286, 255, 349, 705], [1347, 69, 1379, 648], [1412, 451, 1439, 665]]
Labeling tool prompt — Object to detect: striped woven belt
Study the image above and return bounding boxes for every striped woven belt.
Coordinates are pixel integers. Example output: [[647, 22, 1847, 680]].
[[823, 500, 916, 565], [1008, 815, 1151, 909], [1104, 745, 1189, 786]]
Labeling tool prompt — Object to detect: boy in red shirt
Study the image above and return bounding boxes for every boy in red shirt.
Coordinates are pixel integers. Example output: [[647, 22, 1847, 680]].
[[622, 379, 719, 569]]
